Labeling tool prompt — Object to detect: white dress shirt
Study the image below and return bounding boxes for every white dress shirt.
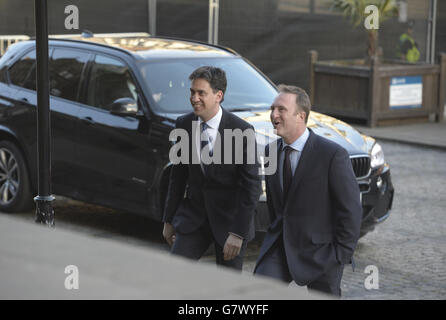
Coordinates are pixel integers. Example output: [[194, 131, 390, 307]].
[[279, 128, 310, 190], [196, 106, 222, 166]]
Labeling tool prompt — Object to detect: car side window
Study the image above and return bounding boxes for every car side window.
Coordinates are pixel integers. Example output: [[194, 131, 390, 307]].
[[0, 51, 12, 83], [49, 48, 89, 101], [86, 55, 138, 110], [0, 64, 8, 84], [7, 50, 37, 90]]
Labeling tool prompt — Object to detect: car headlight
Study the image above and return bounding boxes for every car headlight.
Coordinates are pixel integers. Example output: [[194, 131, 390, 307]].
[[371, 143, 385, 168]]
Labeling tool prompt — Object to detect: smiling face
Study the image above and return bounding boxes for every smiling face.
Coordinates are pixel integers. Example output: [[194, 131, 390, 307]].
[[270, 92, 307, 144], [190, 78, 223, 122]]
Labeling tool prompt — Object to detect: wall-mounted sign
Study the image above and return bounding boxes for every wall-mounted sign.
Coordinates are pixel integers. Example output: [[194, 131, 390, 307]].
[[389, 76, 422, 109]]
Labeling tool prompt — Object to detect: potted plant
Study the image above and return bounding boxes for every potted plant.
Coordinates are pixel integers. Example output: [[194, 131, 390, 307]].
[[308, 0, 445, 127], [332, 0, 398, 63]]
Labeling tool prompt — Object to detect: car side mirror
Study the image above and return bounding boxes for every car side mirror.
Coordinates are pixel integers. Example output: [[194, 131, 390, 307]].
[[109, 97, 140, 116]]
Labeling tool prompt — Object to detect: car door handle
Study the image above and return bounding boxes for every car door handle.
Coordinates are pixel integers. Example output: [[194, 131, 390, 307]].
[[80, 116, 95, 125], [20, 97, 29, 103]]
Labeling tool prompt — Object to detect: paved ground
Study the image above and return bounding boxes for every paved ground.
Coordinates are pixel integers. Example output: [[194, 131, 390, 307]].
[[4, 140, 446, 299], [340, 140, 446, 299], [355, 121, 446, 150], [0, 214, 319, 300], [201, 140, 445, 299]]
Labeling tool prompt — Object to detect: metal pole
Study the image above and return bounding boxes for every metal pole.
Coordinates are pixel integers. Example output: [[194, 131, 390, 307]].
[[431, 0, 437, 64], [426, 0, 432, 63], [213, 0, 219, 45], [208, 0, 219, 45], [148, 0, 157, 36], [208, 0, 214, 44], [34, 0, 55, 227]]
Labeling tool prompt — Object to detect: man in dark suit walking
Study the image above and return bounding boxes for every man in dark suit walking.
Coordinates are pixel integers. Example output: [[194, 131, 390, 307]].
[[254, 85, 362, 296], [162, 66, 261, 270]]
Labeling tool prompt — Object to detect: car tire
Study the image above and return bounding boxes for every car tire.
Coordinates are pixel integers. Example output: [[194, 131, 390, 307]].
[[0, 141, 34, 213]]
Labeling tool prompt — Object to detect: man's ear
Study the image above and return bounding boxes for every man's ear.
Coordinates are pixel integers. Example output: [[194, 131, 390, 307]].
[[297, 111, 306, 122], [216, 90, 224, 103]]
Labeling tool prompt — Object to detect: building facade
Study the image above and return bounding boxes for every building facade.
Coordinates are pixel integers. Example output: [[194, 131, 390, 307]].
[[0, 0, 444, 91]]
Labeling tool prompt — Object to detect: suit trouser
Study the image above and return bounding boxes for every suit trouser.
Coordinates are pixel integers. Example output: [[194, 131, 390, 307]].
[[170, 220, 248, 271], [255, 236, 344, 297]]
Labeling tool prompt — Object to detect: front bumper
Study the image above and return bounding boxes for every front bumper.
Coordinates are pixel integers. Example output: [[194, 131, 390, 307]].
[[359, 164, 394, 235], [254, 164, 394, 236]]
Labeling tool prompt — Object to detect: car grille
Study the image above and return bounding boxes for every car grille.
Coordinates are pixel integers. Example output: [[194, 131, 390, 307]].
[[350, 156, 371, 179]]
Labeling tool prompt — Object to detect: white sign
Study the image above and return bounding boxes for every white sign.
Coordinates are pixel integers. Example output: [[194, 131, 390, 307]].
[[389, 76, 422, 109]]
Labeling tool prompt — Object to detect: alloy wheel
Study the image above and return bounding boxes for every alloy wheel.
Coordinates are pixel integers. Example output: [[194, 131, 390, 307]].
[[0, 148, 20, 205]]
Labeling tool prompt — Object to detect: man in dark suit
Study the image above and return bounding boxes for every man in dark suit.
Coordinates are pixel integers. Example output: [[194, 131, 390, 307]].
[[162, 66, 261, 270], [254, 85, 362, 296]]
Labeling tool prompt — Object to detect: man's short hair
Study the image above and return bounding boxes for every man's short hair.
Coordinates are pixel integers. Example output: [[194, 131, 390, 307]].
[[277, 84, 312, 123], [189, 66, 227, 102]]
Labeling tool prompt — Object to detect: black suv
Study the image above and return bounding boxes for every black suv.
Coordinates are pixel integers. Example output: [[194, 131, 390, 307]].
[[0, 35, 394, 236]]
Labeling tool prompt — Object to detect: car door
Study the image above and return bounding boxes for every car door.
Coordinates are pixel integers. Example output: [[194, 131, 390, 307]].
[[76, 53, 152, 214], [47, 47, 90, 192], [4, 47, 87, 194]]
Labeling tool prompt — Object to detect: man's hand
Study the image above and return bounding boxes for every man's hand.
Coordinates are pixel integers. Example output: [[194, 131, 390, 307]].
[[163, 222, 176, 247], [223, 233, 243, 261]]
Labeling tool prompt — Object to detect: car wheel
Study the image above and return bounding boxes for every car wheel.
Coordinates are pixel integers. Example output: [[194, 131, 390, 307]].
[[0, 141, 34, 213]]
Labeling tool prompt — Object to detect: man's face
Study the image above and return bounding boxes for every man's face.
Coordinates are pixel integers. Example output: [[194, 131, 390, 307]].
[[270, 93, 306, 140], [190, 78, 222, 120]]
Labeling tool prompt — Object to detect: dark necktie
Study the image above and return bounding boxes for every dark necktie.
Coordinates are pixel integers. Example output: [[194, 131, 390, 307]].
[[200, 122, 212, 175], [200, 122, 213, 156], [200, 122, 209, 153], [283, 146, 293, 202]]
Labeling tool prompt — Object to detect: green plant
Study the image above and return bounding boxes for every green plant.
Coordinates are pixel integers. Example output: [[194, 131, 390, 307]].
[[332, 0, 399, 62]]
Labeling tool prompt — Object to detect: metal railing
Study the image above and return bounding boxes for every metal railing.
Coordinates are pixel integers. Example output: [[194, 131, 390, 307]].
[[0, 35, 31, 56]]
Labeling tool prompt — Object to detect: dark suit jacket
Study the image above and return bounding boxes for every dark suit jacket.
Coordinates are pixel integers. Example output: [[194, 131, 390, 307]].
[[163, 108, 262, 247], [254, 129, 362, 285]]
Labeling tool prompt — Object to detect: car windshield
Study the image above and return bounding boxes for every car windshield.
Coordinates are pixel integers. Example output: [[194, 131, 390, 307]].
[[137, 57, 278, 113]]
